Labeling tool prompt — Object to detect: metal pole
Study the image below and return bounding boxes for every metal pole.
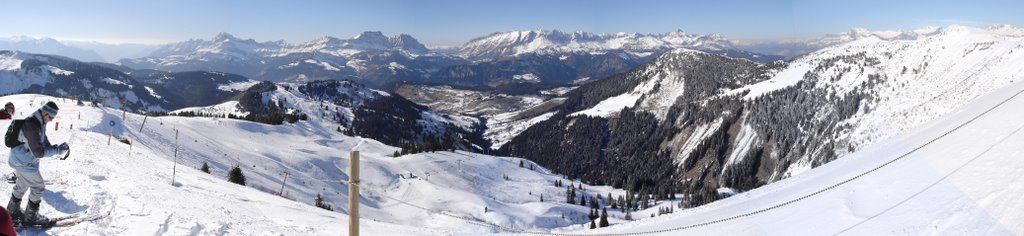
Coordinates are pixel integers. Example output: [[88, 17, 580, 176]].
[[140, 115, 148, 132], [349, 151, 360, 236], [172, 129, 179, 185], [279, 172, 289, 196]]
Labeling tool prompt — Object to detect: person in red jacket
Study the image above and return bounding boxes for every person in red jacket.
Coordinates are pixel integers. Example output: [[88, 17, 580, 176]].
[[0, 102, 13, 120], [0, 206, 15, 236]]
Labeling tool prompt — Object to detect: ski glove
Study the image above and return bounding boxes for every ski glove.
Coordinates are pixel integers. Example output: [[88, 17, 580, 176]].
[[57, 143, 70, 160]]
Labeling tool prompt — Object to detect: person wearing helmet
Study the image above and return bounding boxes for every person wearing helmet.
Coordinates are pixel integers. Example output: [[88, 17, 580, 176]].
[[5, 101, 70, 226]]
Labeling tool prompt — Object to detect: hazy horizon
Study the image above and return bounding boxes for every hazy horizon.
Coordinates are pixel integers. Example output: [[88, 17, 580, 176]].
[[2, 0, 1022, 46]]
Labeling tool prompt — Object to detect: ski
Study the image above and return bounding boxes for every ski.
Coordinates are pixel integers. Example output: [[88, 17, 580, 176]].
[[15, 213, 105, 229]]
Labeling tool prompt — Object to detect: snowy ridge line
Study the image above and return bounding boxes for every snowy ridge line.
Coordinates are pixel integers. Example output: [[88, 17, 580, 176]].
[[832, 118, 1024, 235]]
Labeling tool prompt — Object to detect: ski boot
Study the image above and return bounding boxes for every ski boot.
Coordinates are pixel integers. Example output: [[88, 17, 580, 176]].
[[22, 200, 55, 227], [6, 195, 22, 226]]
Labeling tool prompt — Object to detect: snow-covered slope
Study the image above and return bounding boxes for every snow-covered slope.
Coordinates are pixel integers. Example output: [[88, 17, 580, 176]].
[[0, 50, 166, 111], [500, 24, 1024, 213], [0, 94, 431, 235], [562, 24, 1024, 176], [751, 24, 1024, 175], [585, 66, 1024, 235], [0, 94, 642, 235]]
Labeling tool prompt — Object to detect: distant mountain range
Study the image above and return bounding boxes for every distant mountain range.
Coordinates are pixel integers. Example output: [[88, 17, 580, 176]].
[[118, 32, 461, 87], [734, 24, 1024, 57], [0, 36, 106, 62], [0, 36, 160, 63], [110, 30, 781, 89], [458, 30, 737, 61], [11, 27, 941, 90]]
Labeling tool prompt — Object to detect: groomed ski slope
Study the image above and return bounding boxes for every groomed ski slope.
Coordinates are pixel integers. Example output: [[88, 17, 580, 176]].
[[571, 74, 1024, 235]]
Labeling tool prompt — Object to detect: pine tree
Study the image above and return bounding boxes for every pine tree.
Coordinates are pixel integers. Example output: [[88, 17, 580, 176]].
[[567, 186, 576, 204], [314, 193, 333, 211], [519, 160, 524, 168], [589, 219, 596, 229], [599, 208, 609, 227], [393, 150, 400, 157], [200, 162, 210, 174], [228, 165, 246, 185]]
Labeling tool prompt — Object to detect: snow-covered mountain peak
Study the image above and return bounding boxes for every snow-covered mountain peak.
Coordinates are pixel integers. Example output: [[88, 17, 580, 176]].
[[390, 33, 429, 53], [212, 32, 239, 42], [847, 28, 873, 37], [305, 35, 345, 49], [665, 47, 707, 57], [911, 25, 942, 35], [347, 31, 389, 48], [985, 23, 1024, 36], [336, 31, 429, 54], [351, 30, 387, 41]]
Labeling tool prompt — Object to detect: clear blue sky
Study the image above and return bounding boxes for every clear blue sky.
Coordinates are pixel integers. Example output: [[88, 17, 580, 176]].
[[1, 0, 1021, 45]]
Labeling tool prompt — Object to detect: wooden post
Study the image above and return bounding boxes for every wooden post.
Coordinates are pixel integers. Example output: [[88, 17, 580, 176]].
[[279, 172, 289, 196], [349, 151, 360, 236], [107, 130, 112, 146], [172, 129, 179, 185]]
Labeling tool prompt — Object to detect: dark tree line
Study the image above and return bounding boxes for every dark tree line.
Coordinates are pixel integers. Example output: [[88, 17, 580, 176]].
[[300, 79, 490, 153]]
